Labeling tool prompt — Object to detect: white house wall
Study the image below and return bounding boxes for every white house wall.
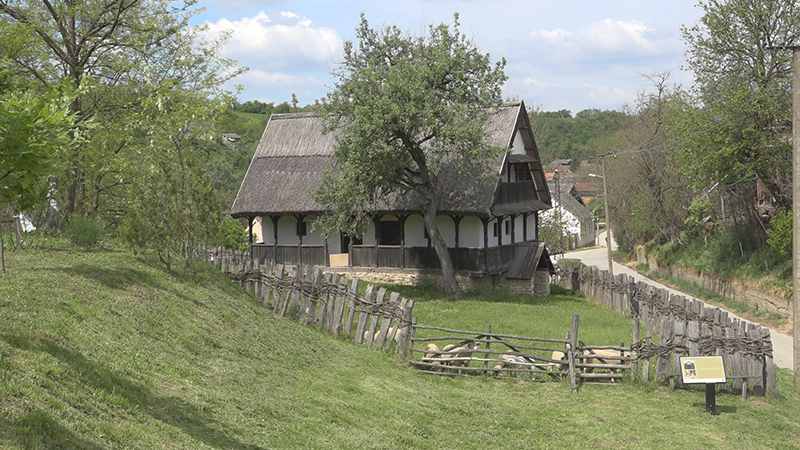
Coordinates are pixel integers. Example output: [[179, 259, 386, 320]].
[[460, 216, 482, 248], [302, 215, 323, 245], [514, 214, 524, 243], [527, 213, 537, 241], [405, 215, 427, 247], [260, 216, 272, 244], [277, 216, 300, 245]]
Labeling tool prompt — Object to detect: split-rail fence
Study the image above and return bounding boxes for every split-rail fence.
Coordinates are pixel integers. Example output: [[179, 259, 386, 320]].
[[555, 262, 778, 398], [408, 315, 636, 393]]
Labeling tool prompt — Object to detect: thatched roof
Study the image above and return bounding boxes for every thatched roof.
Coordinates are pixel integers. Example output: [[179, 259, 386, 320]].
[[230, 102, 551, 218]]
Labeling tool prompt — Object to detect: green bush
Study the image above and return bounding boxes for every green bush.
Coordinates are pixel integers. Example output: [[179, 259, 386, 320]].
[[65, 216, 104, 248], [766, 207, 792, 256]]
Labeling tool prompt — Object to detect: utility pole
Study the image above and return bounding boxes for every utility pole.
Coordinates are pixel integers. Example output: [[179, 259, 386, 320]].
[[603, 157, 613, 275], [792, 47, 800, 391]]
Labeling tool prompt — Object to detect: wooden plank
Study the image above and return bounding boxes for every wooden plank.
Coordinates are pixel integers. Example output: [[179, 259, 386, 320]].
[[332, 275, 348, 336], [375, 292, 400, 349], [298, 267, 312, 325], [643, 316, 653, 382], [748, 323, 764, 396], [354, 284, 375, 344], [737, 320, 749, 394], [278, 266, 297, 317], [568, 314, 579, 394], [343, 278, 360, 336], [272, 264, 285, 313], [672, 320, 686, 388], [656, 318, 673, 383], [728, 322, 743, 391], [397, 300, 415, 356], [259, 264, 271, 308], [714, 321, 727, 392], [287, 265, 305, 320], [762, 327, 778, 399], [365, 287, 387, 347], [381, 296, 406, 351], [316, 273, 333, 330], [305, 268, 323, 326]]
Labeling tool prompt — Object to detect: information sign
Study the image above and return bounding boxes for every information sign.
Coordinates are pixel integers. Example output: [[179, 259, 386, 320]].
[[680, 356, 726, 384]]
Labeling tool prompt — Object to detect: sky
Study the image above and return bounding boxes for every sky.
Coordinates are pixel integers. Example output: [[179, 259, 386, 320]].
[[194, 0, 706, 114]]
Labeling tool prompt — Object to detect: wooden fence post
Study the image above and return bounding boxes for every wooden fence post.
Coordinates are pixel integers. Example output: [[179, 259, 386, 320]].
[[762, 327, 778, 399], [631, 316, 640, 380], [569, 314, 579, 394], [343, 278, 360, 336], [354, 284, 375, 344]]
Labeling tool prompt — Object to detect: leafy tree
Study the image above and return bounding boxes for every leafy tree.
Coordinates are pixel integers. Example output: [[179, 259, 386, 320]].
[[604, 72, 692, 253], [0, 86, 73, 271], [0, 0, 242, 224], [671, 0, 799, 208], [118, 83, 226, 270], [315, 13, 507, 297]]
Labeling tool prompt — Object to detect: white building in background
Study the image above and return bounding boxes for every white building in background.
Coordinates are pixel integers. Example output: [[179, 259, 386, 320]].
[[542, 181, 595, 249]]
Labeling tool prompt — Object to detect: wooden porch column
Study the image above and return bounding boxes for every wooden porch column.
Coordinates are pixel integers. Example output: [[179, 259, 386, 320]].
[[453, 216, 462, 271], [296, 214, 305, 265], [481, 217, 489, 273], [523, 213, 528, 241], [398, 215, 408, 268], [248, 217, 254, 261], [271, 216, 279, 247], [510, 214, 516, 244], [498, 215, 504, 247]]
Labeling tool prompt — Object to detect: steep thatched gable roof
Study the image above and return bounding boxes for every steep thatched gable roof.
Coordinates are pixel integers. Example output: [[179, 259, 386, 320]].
[[230, 102, 550, 218]]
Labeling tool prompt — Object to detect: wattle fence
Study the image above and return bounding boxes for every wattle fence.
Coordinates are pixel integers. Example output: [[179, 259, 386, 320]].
[[212, 247, 415, 355], [554, 262, 778, 398]]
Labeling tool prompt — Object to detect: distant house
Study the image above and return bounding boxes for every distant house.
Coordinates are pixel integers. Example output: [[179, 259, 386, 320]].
[[230, 101, 555, 291], [543, 181, 596, 249], [222, 133, 242, 149]]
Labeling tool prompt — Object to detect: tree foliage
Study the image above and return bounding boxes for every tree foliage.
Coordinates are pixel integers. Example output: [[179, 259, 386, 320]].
[[669, 0, 799, 208], [0, 87, 73, 210], [315, 13, 507, 296], [0, 0, 242, 227]]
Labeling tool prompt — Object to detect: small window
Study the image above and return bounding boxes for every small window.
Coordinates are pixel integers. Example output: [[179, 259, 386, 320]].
[[504, 220, 510, 235], [492, 222, 498, 237], [298, 221, 307, 236]]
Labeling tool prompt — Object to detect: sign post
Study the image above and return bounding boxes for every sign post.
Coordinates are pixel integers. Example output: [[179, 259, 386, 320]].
[[680, 356, 726, 415]]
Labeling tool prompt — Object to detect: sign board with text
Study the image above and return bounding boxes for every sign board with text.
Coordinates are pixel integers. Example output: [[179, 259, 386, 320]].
[[679, 356, 726, 384]]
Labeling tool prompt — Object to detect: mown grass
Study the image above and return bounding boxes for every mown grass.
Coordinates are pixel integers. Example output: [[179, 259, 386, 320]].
[[2, 245, 800, 449]]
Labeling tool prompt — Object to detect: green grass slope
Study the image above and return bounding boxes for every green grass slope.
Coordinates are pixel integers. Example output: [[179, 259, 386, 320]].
[[2, 248, 800, 449]]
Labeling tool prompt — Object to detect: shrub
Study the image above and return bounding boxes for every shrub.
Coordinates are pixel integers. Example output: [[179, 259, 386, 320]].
[[766, 207, 792, 256], [66, 216, 104, 248]]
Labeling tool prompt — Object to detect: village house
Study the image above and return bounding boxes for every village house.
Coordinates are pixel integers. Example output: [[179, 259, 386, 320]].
[[543, 180, 596, 249], [230, 101, 555, 294]]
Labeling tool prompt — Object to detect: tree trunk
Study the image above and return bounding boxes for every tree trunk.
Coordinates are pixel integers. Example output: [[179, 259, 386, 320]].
[[421, 197, 460, 298], [1, 219, 5, 273]]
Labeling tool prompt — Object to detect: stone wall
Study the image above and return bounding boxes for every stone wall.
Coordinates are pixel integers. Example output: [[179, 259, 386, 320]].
[[325, 267, 551, 297], [635, 246, 791, 319]]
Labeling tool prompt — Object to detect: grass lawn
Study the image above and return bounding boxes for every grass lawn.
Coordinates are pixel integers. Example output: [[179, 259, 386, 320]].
[[2, 243, 800, 449]]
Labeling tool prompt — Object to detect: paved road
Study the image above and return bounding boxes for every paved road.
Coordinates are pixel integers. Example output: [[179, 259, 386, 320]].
[[555, 231, 793, 370]]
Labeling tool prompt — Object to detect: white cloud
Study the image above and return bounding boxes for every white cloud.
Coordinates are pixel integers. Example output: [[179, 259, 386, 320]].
[[529, 18, 678, 63], [582, 84, 636, 107], [523, 77, 561, 88], [203, 11, 343, 72]]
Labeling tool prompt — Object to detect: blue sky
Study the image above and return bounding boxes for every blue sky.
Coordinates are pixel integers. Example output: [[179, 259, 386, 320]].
[[194, 0, 705, 114]]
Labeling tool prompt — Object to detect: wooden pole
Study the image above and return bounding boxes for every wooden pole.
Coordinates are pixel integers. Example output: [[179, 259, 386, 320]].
[[603, 157, 613, 275], [793, 46, 800, 392]]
